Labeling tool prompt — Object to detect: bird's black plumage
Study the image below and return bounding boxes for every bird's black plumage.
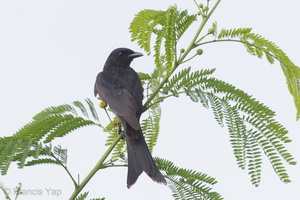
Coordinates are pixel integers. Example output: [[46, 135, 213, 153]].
[[94, 48, 166, 188]]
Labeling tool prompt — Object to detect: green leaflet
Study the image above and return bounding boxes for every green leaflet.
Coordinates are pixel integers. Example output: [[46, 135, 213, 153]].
[[0, 137, 31, 174], [0, 99, 99, 175], [74, 191, 105, 200], [245, 130, 262, 186], [24, 158, 61, 167], [75, 192, 89, 200], [103, 119, 126, 163], [157, 65, 296, 185], [217, 27, 300, 120], [155, 158, 223, 200], [141, 103, 161, 154], [73, 101, 89, 119], [33, 104, 77, 120], [130, 6, 197, 74]]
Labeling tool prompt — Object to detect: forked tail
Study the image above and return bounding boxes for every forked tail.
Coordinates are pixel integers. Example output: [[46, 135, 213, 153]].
[[126, 128, 167, 188]]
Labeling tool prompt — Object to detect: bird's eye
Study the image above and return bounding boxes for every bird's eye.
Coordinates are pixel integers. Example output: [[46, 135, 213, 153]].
[[119, 52, 123, 56]]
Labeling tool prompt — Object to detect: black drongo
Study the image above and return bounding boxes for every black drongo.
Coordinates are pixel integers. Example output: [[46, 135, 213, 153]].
[[94, 48, 166, 188]]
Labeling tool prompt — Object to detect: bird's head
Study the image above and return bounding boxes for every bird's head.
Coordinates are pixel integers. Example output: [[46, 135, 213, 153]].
[[104, 48, 143, 69]]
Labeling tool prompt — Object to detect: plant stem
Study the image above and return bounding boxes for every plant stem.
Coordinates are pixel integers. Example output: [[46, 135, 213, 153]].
[[52, 154, 78, 188], [104, 107, 113, 122], [143, 0, 222, 110], [69, 134, 123, 200], [197, 38, 286, 73], [178, 0, 221, 64], [0, 185, 11, 200]]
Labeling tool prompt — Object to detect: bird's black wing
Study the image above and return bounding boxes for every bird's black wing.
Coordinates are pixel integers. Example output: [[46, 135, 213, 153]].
[[94, 72, 140, 130]]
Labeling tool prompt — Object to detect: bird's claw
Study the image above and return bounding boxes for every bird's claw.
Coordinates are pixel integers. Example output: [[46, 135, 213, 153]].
[[118, 126, 125, 139]]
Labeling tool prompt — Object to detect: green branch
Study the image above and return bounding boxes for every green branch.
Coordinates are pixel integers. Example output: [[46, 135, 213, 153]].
[[178, 0, 221, 64], [196, 39, 286, 68], [69, 134, 123, 200], [51, 153, 78, 188], [143, 0, 222, 111]]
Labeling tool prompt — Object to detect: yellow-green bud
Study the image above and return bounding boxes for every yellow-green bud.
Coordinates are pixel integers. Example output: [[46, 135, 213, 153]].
[[196, 49, 203, 55], [112, 118, 120, 127], [180, 48, 185, 53], [99, 100, 107, 108], [198, 4, 203, 9], [203, 6, 209, 12]]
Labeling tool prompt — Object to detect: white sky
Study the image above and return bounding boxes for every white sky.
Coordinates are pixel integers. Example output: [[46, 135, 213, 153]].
[[0, 0, 299, 200]]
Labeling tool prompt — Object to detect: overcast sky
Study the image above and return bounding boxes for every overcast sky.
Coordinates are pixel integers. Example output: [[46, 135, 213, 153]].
[[1, 0, 299, 200]]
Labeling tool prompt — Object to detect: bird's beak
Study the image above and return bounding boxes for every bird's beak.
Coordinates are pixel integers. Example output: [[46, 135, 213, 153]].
[[128, 52, 143, 58]]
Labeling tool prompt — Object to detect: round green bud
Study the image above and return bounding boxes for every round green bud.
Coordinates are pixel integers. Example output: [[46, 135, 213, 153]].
[[112, 118, 120, 127], [198, 4, 203, 9], [180, 48, 185, 53], [203, 6, 209, 12], [99, 100, 107, 108], [196, 49, 204, 55]]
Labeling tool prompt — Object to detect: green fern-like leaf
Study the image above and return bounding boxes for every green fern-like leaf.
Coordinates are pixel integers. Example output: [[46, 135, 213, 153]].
[[103, 118, 127, 162], [245, 130, 262, 186], [0, 137, 24, 174], [245, 117, 293, 183], [203, 76, 295, 184], [75, 192, 89, 200], [175, 9, 198, 40], [162, 68, 216, 95], [18, 139, 33, 168], [137, 72, 152, 81], [130, 6, 197, 73], [104, 118, 120, 145], [110, 138, 126, 162], [206, 93, 224, 126], [85, 98, 100, 123], [15, 100, 98, 143], [164, 67, 296, 185], [155, 158, 223, 200], [218, 27, 252, 39], [90, 198, 105, 200], [73, 100, 89, 118], [33, 104, 77, 120], [162, 67, 191, 94], [141, 104, 161, 153], [11, 144, 68, 170], [0, 136, 42, 174], [53, 145, 68, 165], [0, 100, 100, 174], [130, 9, 165, 54], [24, 158, 61, 167], [222, 100, 247, 169], [217, 28, 300, 120], [43, 115, 95, 143]]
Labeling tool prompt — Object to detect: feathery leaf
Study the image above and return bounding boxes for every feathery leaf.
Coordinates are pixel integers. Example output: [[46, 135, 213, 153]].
[[156, 158, 223, 200], [217, 28, 300, 120]]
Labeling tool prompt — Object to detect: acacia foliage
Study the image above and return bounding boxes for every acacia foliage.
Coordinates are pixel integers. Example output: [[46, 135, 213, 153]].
[[129, 3, 298, 188], [1, 1, 299, 200]]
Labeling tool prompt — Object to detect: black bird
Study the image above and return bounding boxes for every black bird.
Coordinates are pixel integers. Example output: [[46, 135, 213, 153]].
[[94, 48, 167, 188]]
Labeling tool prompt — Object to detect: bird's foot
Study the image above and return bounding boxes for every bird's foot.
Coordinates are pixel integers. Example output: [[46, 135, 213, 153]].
[[118, 126, 125, 139]]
